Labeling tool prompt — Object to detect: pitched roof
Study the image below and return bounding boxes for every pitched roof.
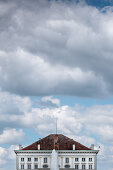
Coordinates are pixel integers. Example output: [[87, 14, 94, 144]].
[[22, 134, 91, 150]]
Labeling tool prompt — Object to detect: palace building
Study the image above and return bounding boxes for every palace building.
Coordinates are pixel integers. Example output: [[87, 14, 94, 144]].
[[14, 134, 99, 170]]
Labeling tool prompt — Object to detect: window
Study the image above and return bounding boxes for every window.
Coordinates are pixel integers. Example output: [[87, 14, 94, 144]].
[[44, 157, 47, 163], [82, 158, 85, 162], [89, 165, 92, 169], [34, 164, 38, 169], [21, 164, 24, 169], [89, 158, 92, 162], [65, 158, 69, 163], [75, 158, 79, 162], [34, 158, 38, 162], [75, 165, 79, 169], [28, 158, 31, 162], [43, 164, 48, 168], [21, 158, 24, 162], [82, 165, 86, 169], [65, 165, 70, 168], [28, 164, 31, 169]]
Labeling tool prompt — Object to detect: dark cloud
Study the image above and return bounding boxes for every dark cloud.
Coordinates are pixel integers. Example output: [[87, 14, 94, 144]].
[[0, 0, 113, 98]]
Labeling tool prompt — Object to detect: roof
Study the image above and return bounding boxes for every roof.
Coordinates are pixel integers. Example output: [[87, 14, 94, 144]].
[[22, 134, 91, 150]]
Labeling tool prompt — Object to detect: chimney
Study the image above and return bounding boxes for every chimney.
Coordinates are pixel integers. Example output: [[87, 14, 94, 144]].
[[54, 134, 59, 150], [19, 144, 23, 150], [38, 144, 40, 150], [90, 144, 94, 150], [73, 144, 75, 150]]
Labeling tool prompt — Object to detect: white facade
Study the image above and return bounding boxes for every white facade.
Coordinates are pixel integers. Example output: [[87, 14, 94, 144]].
[[15, 150, 99, 170]]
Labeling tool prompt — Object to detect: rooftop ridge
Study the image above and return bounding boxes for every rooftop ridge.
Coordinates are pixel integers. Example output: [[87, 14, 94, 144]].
[[22, 134, 91, 151]]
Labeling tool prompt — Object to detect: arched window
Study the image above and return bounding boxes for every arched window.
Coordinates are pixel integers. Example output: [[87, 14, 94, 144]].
[[43, 164, 48, 168], [65, 165, 70, 168]]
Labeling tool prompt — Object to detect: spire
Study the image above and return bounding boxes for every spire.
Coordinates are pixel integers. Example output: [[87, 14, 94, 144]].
[[56, 118, 57, 135]]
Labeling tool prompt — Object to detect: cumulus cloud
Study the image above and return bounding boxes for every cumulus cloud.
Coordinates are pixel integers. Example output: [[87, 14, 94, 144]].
[[0, 0, 113, 97], [0, 92, 112, 146], [36, 96, 60, 108], [0, 91, 32, 115], [0, 0, 113, 170], [0, 128, 25, 144], [0, 145, 18, 168], [0, 92, 113, 147], [0, 92, 112, 169]]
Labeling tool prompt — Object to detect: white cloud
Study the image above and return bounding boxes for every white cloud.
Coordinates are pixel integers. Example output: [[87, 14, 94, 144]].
[[0, 147, 7, 165], [0, 145, 18, 166], [0, 145, 18, 170], [0, 91, 32, 115], [0, 93, 112, 168], [0, 128, 25, 144], [42, 96, 60, 107], [0, 0, 113, 169]]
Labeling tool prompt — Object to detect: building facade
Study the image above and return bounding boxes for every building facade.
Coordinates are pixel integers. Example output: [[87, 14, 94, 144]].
[[14, 134, 99, 170]]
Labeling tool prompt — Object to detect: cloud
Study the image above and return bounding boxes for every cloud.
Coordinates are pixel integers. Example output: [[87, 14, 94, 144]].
[[0, 145, 18, 169], [0, 92, 113, 147], [0, 93, 112, 169], [0, 91, 32, 115], [0, 48, 108, 97], [36, 96, 60, 108], [0, 0, 113, 97], [0, 128, 25, 144]]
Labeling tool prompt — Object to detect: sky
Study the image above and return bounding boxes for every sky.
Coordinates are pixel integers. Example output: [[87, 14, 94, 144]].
[[0, 0, 113, 169]]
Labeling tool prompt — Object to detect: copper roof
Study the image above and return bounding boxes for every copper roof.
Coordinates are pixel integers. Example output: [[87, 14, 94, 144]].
[[22, 134, 91, 150]]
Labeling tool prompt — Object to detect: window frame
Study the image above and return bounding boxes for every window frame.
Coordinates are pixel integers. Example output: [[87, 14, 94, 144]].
[[27, 164, 31, 169], [65, 157, 69, 163], [34, 158, 38, 162], [34, 164, 38, 169], [89, 158, 92, 162], [82, 164, 86, 169], [21, 164, 24, 169], [89, 164, 93, 169], [28, 157, 31, 162], [82, 158, 86, 162], [75, 164, 79, 169], [44, 157, 47, 163], [75, 158, 79, 162], [21, 158, 24, 162]]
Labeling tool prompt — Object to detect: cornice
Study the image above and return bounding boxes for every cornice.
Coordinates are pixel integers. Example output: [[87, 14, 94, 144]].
[[14, 150, 99, 154]]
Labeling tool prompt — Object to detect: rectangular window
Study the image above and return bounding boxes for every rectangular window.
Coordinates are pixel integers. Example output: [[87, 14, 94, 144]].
[[89, 158, 92, 162], [75, 158, 79, 162], [65, 158, 69, 163], [82, 165, 86, 169], [44, 157, 47, 163], [28, 164, 31, 169], [28, 158, 31, 162], [21, 158, 24, 162], [21, 164, 24, 169], [34, 164, 38, 169], [34, 158, 38, 162], [89, 165, 92, 169], [75, 164, 79, 169], [82, 158, 85, 162]]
